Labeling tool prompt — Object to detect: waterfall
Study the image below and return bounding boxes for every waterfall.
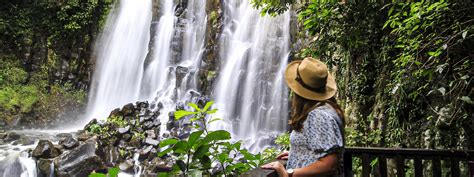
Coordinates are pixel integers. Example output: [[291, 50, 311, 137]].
[[140, 0, 175, 100], [86, 0, 289, 149], [86, 0, 152, 121], [140, 0, 207, 133], [212, 0, 291, 151]]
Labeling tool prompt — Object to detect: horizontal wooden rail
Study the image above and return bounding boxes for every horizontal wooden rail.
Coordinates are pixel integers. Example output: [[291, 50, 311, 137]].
[[345, 147, 474, 177], [243, 147, 474, 177]]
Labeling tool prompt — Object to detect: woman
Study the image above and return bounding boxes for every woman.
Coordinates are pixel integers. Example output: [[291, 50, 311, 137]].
[[262, 57, 345, 177]]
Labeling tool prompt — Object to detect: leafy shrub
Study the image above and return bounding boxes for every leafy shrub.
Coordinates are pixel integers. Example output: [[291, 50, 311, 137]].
[[158, 101, 268, 176]]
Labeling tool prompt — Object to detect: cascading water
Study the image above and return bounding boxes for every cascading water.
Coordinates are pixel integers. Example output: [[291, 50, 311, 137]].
[[212, 0, 291, 151], [140, 0, 176, 100], [140, 0, 207, 133], [86, 0, 152, 121]]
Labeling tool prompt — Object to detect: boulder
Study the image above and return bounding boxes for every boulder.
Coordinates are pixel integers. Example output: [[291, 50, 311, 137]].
[[121, 103, 135, 116], [0, 132, 7, 139], [32, 140, 61, 158], [145, 138, 159, 146], [54, 139, 104, 177], [77, 132, 91, 141], [58, 135, 79, 149], [108, 108, 123, 118], [38, 159, 53, 176], [122, 133, 132, 142], [4, 132, 21, 142], [13, 136, 35, 146], [118, 126, 130, 134], [119, 159, 134, 173], [143, 121, 154, 130]]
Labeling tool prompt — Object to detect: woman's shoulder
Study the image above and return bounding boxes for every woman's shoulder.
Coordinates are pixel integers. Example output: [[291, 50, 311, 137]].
[[308, 103, 339, 119]]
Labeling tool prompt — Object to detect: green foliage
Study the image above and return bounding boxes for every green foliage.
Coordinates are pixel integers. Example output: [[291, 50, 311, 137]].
[[89, 167, 119, 177], [159, 101, 265, 176], [286, 1, 473, 150], [107, 116, 127, 128], [275, 132, 290, 151], [251, 0, 294, 16], [0, 0, 113, 126]]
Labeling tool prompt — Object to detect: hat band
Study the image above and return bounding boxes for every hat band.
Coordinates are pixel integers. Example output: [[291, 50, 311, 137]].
[[295, 66, 327, 93]]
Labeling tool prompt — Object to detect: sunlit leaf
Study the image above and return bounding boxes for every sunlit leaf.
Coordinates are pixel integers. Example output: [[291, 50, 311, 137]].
[[157, 147, 173, 157], [187, 102, 201, 111], [188, 130, 204, 145], [460, 96, 473, 105], [202, 101, 214, 112], [174, 110, 196, 120], [208, 118, 222, 124], [88, 173, 106, 177], [159, 138, 178, 148], [206, 109, 218, 114], [107, 167, 119, 177], [202, 130, 231, 143]]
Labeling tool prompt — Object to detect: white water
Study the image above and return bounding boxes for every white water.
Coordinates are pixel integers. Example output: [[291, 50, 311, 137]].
[[86, 0, 152, 121], [140, 0, 176, 100], [212, 0, 291, 151]]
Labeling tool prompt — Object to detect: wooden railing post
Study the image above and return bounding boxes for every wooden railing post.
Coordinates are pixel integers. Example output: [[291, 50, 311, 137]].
[[451, 158, 459, 177], [433, 156, 441, 177], [344, 152, 353, 177], [396, 155, 405, 177], [362, 154, 370, 177], [469, 161, 474, 177], [414, 157, 423, 177], [379, 156, 387, 177]]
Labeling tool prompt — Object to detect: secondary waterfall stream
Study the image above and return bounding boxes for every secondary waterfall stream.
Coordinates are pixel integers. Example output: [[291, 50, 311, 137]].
[[86, 0, 152, 122], [212, 0, 290, 151]]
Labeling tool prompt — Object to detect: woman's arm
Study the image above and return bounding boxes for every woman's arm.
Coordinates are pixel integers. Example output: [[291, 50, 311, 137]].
[[261, 153, 338, 177], [291, 153, 338, 177]]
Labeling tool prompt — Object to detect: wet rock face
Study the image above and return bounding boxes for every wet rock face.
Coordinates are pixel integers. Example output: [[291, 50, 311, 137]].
[[58, 135, 79, 150], [54, 139, 103, 177], [32, 140, 61, 158], [38, 159, 54, 177], [3, 132, 21, 143]]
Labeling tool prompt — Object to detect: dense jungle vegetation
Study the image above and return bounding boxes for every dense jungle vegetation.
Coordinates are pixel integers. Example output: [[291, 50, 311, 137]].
[[0, 0, 113, 127], [253, 0, 473, 151]]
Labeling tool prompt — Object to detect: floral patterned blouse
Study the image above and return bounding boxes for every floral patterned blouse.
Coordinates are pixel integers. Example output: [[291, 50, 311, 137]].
[[286, 103, 344, 176]]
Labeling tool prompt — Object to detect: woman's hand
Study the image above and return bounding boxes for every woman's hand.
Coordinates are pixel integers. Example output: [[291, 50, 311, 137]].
[[261, 161, 288, 177], [276, 151, 289, 160]]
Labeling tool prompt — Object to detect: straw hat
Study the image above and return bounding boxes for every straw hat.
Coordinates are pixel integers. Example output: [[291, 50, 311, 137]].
[[285, 57, 337, 101]]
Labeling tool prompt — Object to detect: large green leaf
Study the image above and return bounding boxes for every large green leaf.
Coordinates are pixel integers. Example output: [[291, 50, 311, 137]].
[[202, 130, 231, 144], [174, 110, 196, 120], [107, 167, 119, 177], [216, 153, 229, 163], [173, 141, 189, 153], [202, 101, 214, 112], [199, 155, 212, 169], [158, 147, 173, 157], [188, 130, 204, 145], [88, 173, 106, 177], [193, 144, 210, 159], [159, 138, 178, 148], [206, 109, 218, 114], [187, 102, 201, 111]]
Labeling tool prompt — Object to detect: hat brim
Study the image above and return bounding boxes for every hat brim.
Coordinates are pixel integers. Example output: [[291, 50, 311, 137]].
[[285, 60, 337, 101]]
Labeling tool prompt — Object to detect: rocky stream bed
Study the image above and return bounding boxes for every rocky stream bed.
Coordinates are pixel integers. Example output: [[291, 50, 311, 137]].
[[0, 100, 200, 177]]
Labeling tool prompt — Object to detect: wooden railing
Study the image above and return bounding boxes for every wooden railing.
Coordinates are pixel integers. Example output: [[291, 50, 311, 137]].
[[243, 147, 474, 177], [344, 147, 474, 177]]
